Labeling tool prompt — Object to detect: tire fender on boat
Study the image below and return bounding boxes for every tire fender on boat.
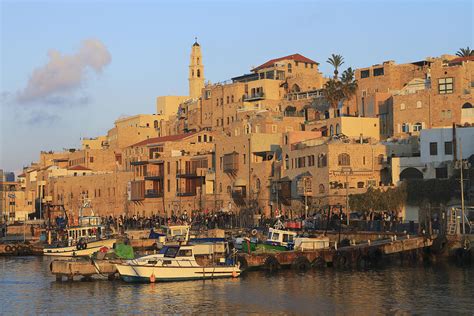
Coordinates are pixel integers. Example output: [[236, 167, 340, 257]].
[[264, 255, 280, 273], [5, 245, 12, 253], [291, 256, 310, 272]]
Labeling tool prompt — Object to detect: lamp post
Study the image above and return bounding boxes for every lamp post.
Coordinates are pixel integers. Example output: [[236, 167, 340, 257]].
[[455, 139, 470, 235], [341, 167, 353, 226]]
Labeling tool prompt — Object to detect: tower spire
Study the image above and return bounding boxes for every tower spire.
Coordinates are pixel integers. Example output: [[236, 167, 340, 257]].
[[189, 39, 204, 98]]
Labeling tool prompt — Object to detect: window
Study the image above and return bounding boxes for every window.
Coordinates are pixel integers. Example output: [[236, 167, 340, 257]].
[[357, 181, 364, 188], [227, 96, 230, 104], [435, 167, 448, 179], [231, 95, 234, 103], [413, 122, 422, 132], [338, 153, 350, 166], [400, 103, 406, 110], [285, 155, 289, 170], [360, 70, 370, 78], [335, 123, 341, 135], [438, 77, 453, 94], [329, 125, 334, 136], [416, 101, 422, 108], [318, 154, 327, 168], [198, 136, 202, 142], [319, 184, 325, 194], [373, 67, 384, 76], [90, 157, 94, 163], [378, 154, 384, 164], [308, 155, 315, 167], [288, 63, 292, 73], [402, 123, 410, 133], [444, 141, 453, 155], [429, 142, 438, 156], [197, 69, 200, 78]]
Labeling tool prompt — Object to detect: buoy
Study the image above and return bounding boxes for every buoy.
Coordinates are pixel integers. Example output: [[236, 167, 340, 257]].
[[232, 270, 238, 278], [150, 274, 156, 283]]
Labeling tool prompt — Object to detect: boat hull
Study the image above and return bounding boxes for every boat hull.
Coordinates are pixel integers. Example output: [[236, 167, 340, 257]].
[[43, 239, 117, 257], [116, 263, 241, 282]]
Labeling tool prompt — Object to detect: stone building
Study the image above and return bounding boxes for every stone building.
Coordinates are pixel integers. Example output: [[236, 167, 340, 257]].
[[278, 135, 389, 215]]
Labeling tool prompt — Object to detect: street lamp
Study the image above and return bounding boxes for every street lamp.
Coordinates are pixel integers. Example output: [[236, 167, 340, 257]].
[[454, 139, 471, 235], [341, 167, 353, 226]]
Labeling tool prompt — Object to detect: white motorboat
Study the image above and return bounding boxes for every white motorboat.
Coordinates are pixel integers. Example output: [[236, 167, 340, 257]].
[[116, 245, 241, 282], [43, 215, 116, 257]]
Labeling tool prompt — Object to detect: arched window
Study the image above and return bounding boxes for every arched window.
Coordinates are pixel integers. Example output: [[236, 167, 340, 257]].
[[287, 63, 292, 73], [197, 57, 200, 65], [255, 178, 261, 192], [219, 183, 222, 193], [197, 69, 201, 78], [285, 154, 289, 170], [319, 184, 325, 194], [227, 186, 231, 193], [318, 154, 327, 167], [192, 70, 194, 77], [413, 122, 422, 132], [335, 123, 341, 135], [245, 123, 251, 134], [291, 84, 300, 93], [357, 181, 364, 188], [329, 125, 334, 136], [153, 120, 158, 129], [338, 153, 350, 166], [462, 102, 472, 109]]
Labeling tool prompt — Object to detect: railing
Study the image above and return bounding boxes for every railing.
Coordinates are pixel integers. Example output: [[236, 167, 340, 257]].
[[144, 170, 164, 178], [243, 92, 265, 101], [176, 192, 196, 197], [145, 190, 163, 198]]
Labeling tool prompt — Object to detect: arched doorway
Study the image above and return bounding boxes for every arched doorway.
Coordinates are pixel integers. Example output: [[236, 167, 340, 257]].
[[399, 167, 423, 180]]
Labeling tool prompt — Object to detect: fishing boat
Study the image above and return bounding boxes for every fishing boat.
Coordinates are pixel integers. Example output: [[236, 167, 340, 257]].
[[116, 245, 241, 282], [43, 199, 116, 257]]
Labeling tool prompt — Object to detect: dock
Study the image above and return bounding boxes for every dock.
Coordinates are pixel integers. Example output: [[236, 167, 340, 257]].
[[50, 259, 119, 281], [238, 235, 433, 271]]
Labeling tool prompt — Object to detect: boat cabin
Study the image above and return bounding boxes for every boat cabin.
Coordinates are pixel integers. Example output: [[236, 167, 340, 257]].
[[266, 228, 297, 247], [161, 225, 190, 242], [160, 246, 194, 258]]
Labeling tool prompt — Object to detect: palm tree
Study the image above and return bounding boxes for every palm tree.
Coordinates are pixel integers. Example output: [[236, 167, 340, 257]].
[[322, 79, 344, 109], [327, 54, 344, 79], [456, 47, 474, 57], [341, 67, 358, 100]]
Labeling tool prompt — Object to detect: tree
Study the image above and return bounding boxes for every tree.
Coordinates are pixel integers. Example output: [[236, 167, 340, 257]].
[[327, 54, 344, 79], [322, 79, 344, 109], [341, 67, 358, 101], [456, 47, 474, 57]]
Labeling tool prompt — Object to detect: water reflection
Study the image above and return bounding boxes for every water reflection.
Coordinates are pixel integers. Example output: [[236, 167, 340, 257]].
[[0, 257, 473, 314]]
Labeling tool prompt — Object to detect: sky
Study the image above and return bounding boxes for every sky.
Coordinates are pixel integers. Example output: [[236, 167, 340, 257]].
[[1, 0, 472, 174]]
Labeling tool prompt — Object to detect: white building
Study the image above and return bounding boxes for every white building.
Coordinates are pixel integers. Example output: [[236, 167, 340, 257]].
[[420, 126, 474, 164]]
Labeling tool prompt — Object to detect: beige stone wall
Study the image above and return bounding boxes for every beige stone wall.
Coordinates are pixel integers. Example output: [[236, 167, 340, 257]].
[[156, 96, 188, 118], [280, 140, 388, 213]]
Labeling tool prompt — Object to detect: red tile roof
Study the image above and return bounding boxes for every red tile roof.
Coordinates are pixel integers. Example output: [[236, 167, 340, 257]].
[[67, 165, 92, 171], [449, 56, 474, 63], [252, 54, 318, 72], [130, 132, 197, 148], [18, 173, 26, 178]]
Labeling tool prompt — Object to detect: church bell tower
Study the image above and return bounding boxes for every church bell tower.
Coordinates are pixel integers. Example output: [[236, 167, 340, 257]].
[[188, 38, 205, 99]]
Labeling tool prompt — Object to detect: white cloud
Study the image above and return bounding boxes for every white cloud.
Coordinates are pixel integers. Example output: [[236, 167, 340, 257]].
[[16, 39, 111, 104]]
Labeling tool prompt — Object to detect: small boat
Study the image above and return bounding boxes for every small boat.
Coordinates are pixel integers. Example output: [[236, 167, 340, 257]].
[[116, 245, 241, 282], [263, 228, 297, 251], [43, 215, 116, 257]]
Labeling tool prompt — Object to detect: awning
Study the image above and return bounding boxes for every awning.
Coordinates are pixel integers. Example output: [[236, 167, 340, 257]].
[[233, 178, 247, 187]]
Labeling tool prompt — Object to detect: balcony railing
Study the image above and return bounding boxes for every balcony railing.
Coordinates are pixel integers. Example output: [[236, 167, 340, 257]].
[[144, 170, 164, 179], [176, 169, 201, 178], [243, 92, 265, 101], [176, 192, 196, 197], [145, 190, 163, 198]]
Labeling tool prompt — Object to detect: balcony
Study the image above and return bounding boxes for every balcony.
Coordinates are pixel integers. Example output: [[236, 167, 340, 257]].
[[130, 160, 148, 166], [176, 169, 202, 178], [145, 189, 163, 198], [243, 92, 265, 101], [176, 191, 196, 197], [223, 152, 239, 173], [144, 170, 164, 180]]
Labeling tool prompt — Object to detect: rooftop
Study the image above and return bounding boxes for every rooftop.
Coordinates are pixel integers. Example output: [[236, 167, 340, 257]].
[[67, 165, 92, 171], [252, 53, 318, 72], [130, 132, 197, 148]]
